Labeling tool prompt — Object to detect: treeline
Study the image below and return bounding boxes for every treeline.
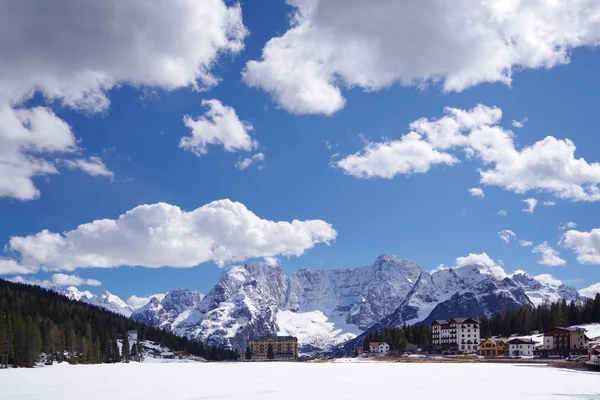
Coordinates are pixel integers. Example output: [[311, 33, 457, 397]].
[[362, 325, 431, 353], [0, 279, 238, 367], [480, 294, 600, 338]]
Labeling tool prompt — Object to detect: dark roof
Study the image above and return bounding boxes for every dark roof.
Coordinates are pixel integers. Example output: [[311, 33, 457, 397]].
[[250, 335, 298, 341], [432, 317, 481, 325], [508, 338, 536, 345], [543, 327, 586, 334]]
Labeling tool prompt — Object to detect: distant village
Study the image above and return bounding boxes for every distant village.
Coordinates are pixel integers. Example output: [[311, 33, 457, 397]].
[[234, 318, 600, 370], [351, 318, 600, 368]]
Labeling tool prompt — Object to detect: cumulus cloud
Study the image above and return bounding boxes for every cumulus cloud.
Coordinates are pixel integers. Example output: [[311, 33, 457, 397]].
[[519, 240, 533, 247], [497, 209, 507, 216], [8, 273, 101, 288], [235, 153, 265, 170], [469, 188, 485, 198], [498, 230, 516, 244], [126, 294, 166, 309], [522, 198, 538, 214], [64, 156, 114, 178], [534, 273, 563, 288], [244, 0, 600, 115], [511, 118, 528, 129], [579, 283, 600, 298], [560, 221, 577, 231], [455, 252, 506, 279], [336, 105, 600, 202], [543, 201, 556, 207], [561, 228, 600, 264], [0, 259, 33, 275], [532, 242, 566, 266], [0, 1, 247, 200], [180, 100, 258, 157], [335, 132, 458, 178], [3, 199, 337, 273], [51, 273, 101, 287], [0, 106, 78, 200]]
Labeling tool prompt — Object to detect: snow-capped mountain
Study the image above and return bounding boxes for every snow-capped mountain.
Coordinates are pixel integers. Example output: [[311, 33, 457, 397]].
[[131, 255, 420, 353], [131, 289, 204, 330], [62, 287, 135, 317], [510, 270, 582, 306], [131, 254, 587, 355]]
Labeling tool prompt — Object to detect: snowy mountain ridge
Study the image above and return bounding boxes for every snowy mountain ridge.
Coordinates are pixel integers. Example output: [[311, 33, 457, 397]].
[[131, 254, 586, 354]]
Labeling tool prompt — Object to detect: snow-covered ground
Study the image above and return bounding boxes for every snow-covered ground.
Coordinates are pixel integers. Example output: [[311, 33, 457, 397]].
[[2, 363, 598, 399]]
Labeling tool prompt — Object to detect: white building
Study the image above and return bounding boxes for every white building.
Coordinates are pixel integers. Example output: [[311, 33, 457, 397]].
[[127, 330, 138, 342], [369, 342, 390, 354], [508, 338, 536, 358], [431, 318, 481, 353]]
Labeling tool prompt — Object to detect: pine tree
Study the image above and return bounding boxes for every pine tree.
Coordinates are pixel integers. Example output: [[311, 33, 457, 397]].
[[122, 333, 130, 362], [25, 317, 42, 367], [245, 345, 252, 360], [112, 337, 121, 363], [0, 313, 9, 368]]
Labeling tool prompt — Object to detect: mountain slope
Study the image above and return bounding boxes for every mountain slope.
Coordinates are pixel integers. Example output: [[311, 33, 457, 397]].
[[130, 255, 587, 355]]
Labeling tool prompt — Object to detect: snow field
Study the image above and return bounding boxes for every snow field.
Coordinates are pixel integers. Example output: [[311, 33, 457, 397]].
[[1, 362, 599, 399]]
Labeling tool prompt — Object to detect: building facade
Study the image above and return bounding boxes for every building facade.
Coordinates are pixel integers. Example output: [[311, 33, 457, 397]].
[[543, 327, 589, 356], [479, 338, 509, 356], [369, 342, 390, 354], [247, 336, 298, 360], [508, 338, 535, 357], [431, 317, 481, 353]]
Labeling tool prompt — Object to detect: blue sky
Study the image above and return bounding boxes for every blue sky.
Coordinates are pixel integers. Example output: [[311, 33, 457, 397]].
[[2, 1, 600, 302]]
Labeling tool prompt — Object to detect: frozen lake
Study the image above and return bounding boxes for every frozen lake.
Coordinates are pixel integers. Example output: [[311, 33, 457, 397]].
[[1, 361, 599, 399]]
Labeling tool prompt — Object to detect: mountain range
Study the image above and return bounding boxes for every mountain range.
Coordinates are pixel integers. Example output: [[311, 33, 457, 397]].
[[127, 254, 585, 354], [18, 254, 586, 355]]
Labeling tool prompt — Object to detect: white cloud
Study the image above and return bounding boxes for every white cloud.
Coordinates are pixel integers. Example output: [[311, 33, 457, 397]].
[[542, 201, 556, 207], [244, 0, 600, 115], [0, 259, 33, 275], [235, 153, 265, 170], [455, 252, 506, 279], [126, 294, 166, 309], [456, 253, 496, 268], [534, 273, 563, 288], [561, 228, 600, 264], [7, 276, 54, 289], [522, 198, 538, 214], [64, 156, 114, 178], [263, 257, 279, 266], [469, 188, 485, 198], [336, 105, 600, 202], [51, 273, 101, 287], [3, 199, 337, 272], [497, 209, 507, 216], [335, 132, 458, 178], [559, 221, 577, 231], [532, 242, 566, 266], [511, 118, 528, 129], [7, 273, 101, 288], [180, 100, 258, 157], [498, 229, 516, 244], [579, 283, 600, 299], [519, 240, 533, 247], [0, 1, 246, 200], [0, 106, 78, 200]]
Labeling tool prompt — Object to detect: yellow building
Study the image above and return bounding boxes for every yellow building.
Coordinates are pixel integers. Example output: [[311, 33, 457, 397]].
[[479, 338, 509, 356], [247, 336, 298, 360]]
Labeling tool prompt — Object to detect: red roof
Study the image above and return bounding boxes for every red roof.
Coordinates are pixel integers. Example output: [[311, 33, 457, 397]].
[[369, 342, 386, 347]]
